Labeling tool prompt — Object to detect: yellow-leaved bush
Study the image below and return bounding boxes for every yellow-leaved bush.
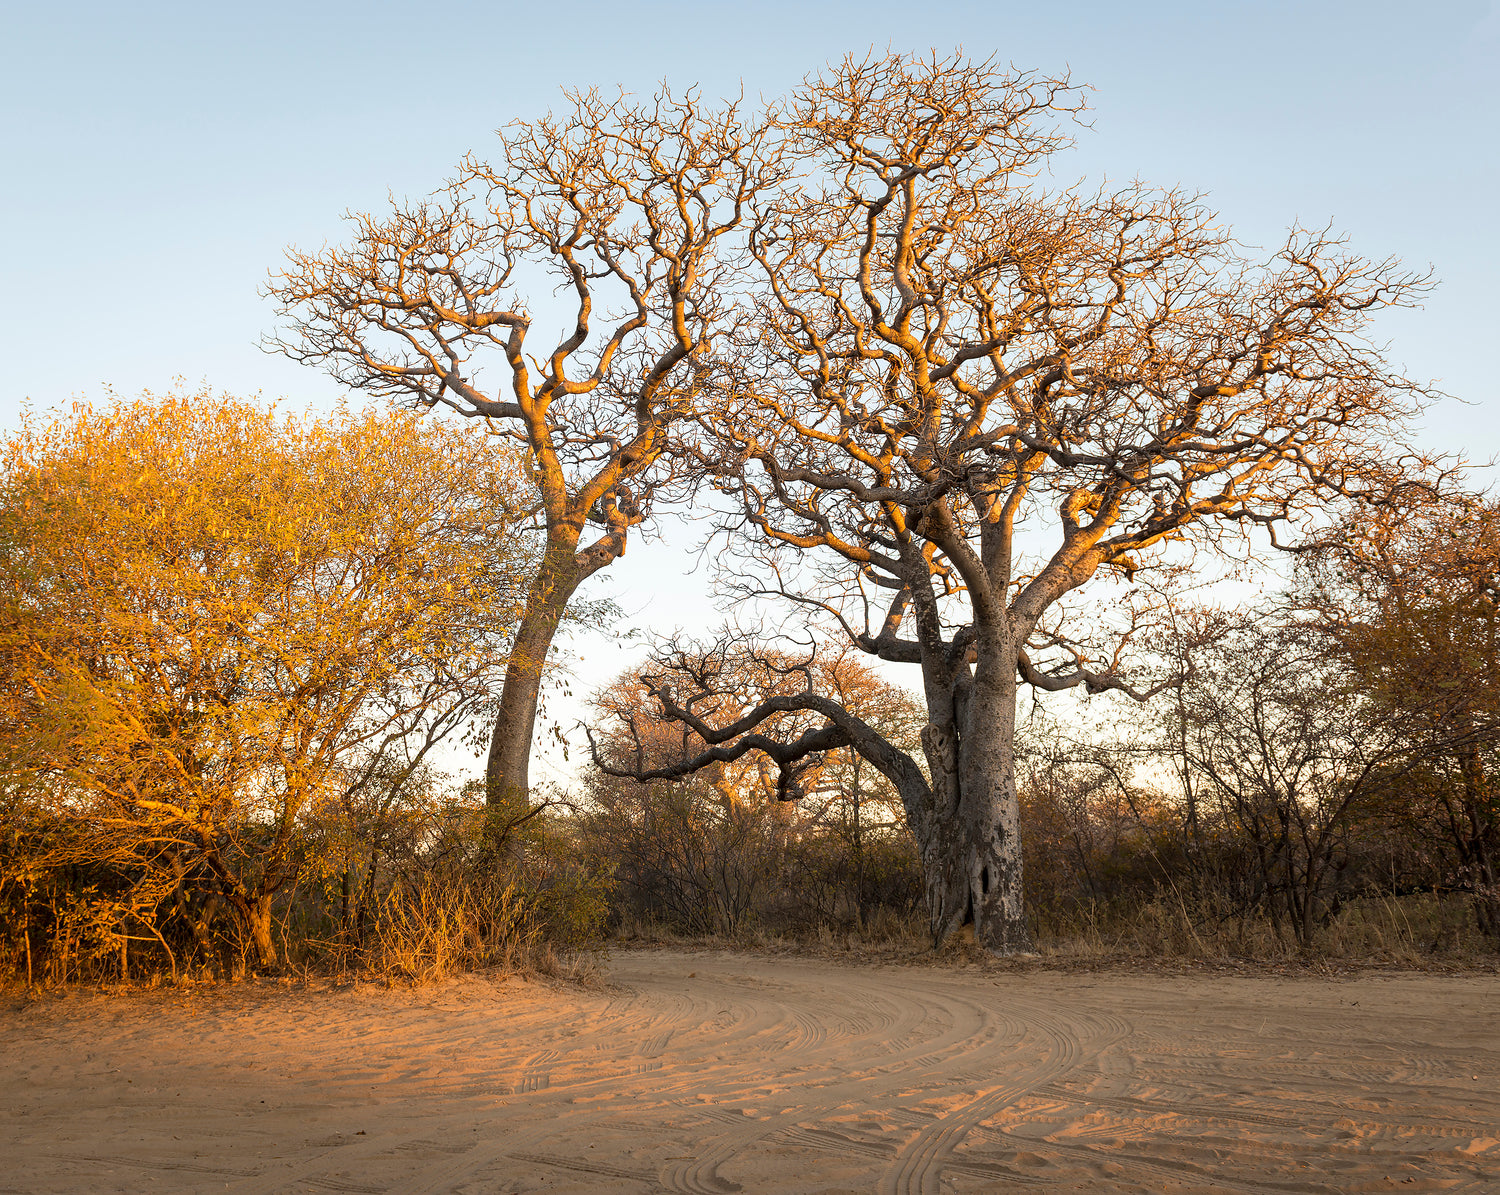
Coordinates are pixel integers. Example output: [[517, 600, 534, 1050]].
[[0, 389, 543, 977]]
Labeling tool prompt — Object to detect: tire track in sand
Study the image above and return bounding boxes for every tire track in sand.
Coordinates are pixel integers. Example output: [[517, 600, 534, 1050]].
[[877, 992, 1133, 1195], [15, 951, 1497, 1194]]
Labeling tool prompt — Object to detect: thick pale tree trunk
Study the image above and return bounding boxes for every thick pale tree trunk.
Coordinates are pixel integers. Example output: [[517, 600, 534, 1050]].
[[915, 634, 1033, 955], [485, 536, 584, 810]]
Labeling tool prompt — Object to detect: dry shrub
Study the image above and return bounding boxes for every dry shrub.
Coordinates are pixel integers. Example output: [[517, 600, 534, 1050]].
[[286, 798, 612, 986], [574, 750, 1498, 964], [365, 878, 536, 984], [576, 776, 923, 943], [1317, 892, 1491, 961], [1, 778, 612, 989], [1022, 888, 1492, 966]]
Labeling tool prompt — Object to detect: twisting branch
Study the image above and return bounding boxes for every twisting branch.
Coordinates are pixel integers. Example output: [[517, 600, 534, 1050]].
[[268, 85, 790, 804], [616, 50, 1439, 954]]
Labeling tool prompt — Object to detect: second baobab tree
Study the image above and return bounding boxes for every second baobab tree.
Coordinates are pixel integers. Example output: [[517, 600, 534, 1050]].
[[269, 87, 784, 811], [597, 52, 1435, 954]]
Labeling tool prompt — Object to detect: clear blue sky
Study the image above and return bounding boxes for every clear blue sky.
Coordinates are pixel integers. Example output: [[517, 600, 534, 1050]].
[[4, 0, 1497, 777], [3, 0, 1496, 446]]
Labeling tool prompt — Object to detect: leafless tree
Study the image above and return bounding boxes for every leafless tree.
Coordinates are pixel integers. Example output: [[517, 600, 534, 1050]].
[[597, 51, 1434, 953], [268, 88, 785, 809], [583, 641, 922, 933], [1163, 617, 1413, 946]]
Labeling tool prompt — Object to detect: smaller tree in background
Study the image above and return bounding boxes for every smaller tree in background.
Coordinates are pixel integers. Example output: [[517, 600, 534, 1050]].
[[1302, 488, 1500, 938], [1161, 615, 1412, 946], [585, 640, 925, 934], [797, 650, 927, 926], [0, 391, 536, 971]]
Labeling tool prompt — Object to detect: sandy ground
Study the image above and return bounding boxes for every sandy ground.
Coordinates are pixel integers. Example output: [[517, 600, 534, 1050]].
[[2, 949, 1497, 1194]]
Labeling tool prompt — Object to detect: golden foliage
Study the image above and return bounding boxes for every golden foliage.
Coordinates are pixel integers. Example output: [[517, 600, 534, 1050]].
[[0, 389, 537, 971]]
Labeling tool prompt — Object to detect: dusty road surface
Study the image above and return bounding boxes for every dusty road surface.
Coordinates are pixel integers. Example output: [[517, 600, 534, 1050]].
[[3, 948, 1498, 1193]]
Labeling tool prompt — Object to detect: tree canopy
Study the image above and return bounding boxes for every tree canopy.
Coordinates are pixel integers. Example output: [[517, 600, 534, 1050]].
[[1300, 488, 1500, 937], [0, 391, 535, 966], [597, 51, 1436, 953], [268, 87, 787, 809]]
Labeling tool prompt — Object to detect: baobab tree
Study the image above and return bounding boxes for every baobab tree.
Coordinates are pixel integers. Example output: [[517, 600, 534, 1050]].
[[598, 51, 1434, 954], [269, 88, 784, 810]]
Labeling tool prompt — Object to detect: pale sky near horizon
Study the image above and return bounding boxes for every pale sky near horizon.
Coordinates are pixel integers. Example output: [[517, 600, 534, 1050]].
[[4, 0, 1498, 783]]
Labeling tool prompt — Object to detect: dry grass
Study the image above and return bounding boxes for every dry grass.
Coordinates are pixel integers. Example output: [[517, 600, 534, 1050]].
[[606, 892, 1498, 976], [1038, 891, 1496, 967], [278, 874, 609, 989], [3, 871, 609, 995]]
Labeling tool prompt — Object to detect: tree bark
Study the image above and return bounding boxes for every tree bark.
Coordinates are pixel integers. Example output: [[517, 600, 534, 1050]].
[[1454, 745, 1500, 940], [228, 892, 278, 970], [485, 535, 584, 810], [915, 636, 1033, 954], [964, 649, 1032, 954]]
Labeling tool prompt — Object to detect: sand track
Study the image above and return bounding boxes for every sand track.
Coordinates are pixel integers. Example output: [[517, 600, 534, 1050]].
[[3, 949, 1497, 1193]]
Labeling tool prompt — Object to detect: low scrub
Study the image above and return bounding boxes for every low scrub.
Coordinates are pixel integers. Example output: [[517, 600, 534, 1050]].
[[0, 791, 611, 989]]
